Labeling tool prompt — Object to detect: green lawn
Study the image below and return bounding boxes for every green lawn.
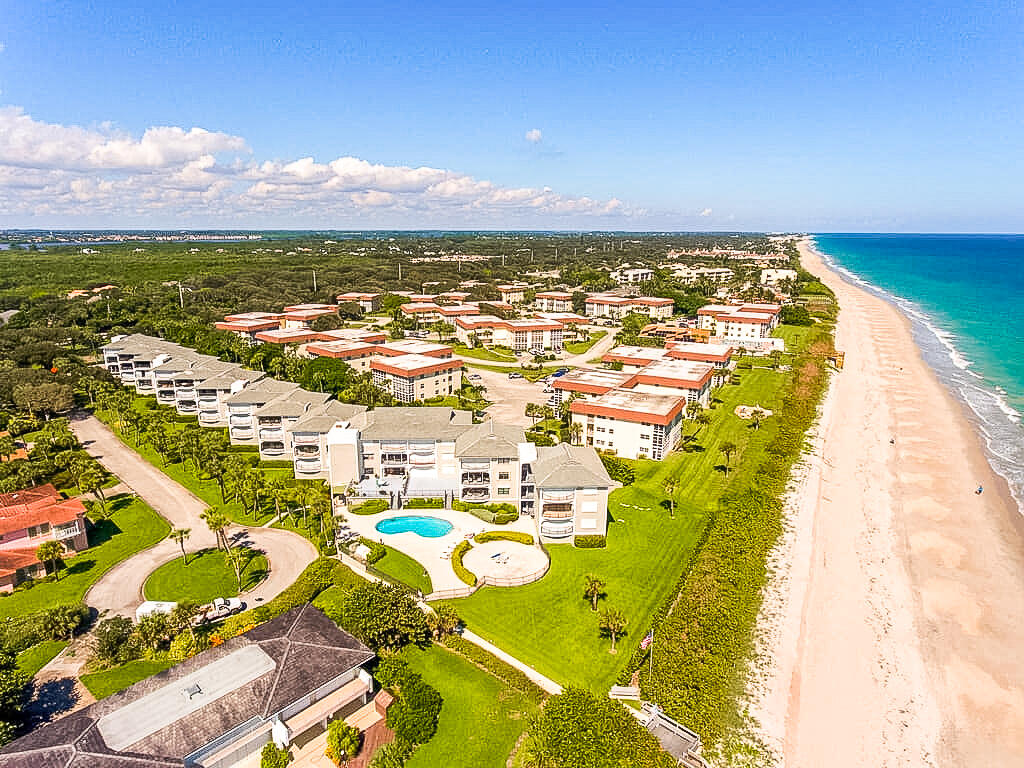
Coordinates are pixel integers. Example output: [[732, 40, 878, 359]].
[[454, 344, 518, 362], [143, 547, 268, 603], [80, 659, 176, 699], [373, 545, 433, 594], [94, 402, 294, 528], [0, 495, 169, 619], [454, 367, 790, 692], [564, 330, 607, 355], [15, 641, 67, 679], [402, 644, 538, 768]]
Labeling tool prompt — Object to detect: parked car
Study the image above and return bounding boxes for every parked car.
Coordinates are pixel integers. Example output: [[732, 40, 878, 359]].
[[551, 369, 569, 378], [528, 348, 544, 356], [508, 372, 524, 379], [468, 373, 483, 381], [543, 387, 555, 394], [199, 597, 245, 624]]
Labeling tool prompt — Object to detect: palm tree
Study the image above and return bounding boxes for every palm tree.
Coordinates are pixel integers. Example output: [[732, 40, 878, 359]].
[[662, 476, 678, 518], [598, 607, 627, 654], [569, 422, 583, 446], [0, 433, 16, 462], [749, 408, 765, 430], [35, 540, 64, 580], [169, 528, 191, 564], [78, 467, 108, 513], [225, 546, 245, 591], [525, 402, 540, 426], [583, 574, 606, 612], [201, 508, 231, 552], [720, 440, 737, 474]]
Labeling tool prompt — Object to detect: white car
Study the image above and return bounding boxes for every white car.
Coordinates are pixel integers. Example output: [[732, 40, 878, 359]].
[[543, 387, 555, 394], [135, 600, 176, 622], [200, 597, 245, 623], [468, 373, 483, 381]]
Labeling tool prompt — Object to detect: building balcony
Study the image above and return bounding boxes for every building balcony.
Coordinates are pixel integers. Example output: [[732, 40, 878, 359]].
[[460, 460, 490, 471], [542, 507, 574, 520], [409, 452, 435, 465], [156, 390, 176, 402], [258, 417, 283, 427], [199, 411, 221, 424], [260, 443, 286, 456], [229, 415, 253, 427], [540, 490, 574, 503], [382, 454, 408, 465], [462, 488, 489, 501], [177, 402, 198, 413], [53, 523, 81, 540], [540, 520, 574, 538], [292, 433, 320, 445], [259, 427, 283, 440], [231, 427, 254, 440], [461, 473, 490, 485], [136, 381, 153, 390], [295, 458, 322, 474]]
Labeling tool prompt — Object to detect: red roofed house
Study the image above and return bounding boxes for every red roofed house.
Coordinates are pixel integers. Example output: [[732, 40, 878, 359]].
[[0, 484, 90, 591]]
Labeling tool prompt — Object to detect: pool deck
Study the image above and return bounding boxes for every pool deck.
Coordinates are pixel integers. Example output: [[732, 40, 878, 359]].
[[339, 508, 541, 593]]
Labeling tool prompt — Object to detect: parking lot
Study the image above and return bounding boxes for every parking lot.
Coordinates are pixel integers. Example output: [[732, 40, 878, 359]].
[[465, 367, 553, 427]]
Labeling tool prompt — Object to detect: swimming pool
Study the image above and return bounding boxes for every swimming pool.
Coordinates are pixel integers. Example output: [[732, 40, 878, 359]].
[[375, 516, 454, 538]]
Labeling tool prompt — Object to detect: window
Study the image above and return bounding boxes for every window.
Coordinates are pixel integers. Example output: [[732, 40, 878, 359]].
[[28, 523, 51, 538], [498, 472, 510, 480], [497, 487, 510, 495], [497, 458, 511, 464]]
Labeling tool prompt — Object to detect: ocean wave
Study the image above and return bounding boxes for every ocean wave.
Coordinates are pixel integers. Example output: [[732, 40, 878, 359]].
[[811, 237, 1024, 513]]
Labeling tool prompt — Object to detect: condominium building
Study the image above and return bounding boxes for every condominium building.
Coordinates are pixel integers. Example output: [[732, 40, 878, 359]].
[[286, 401, 367, 480], [610, 266, 654, 284], [399, 303, 444, 324], [497, 284, 527, 304], [550, 368, 636, 407], [375, 339, 454, 358], [760, 268, 798, 286], [253, 328, 325, 346], [571, 389, 688, 460], [437, 290, 471, 303], [533, 291, 574, 312], [662, 264, 734, 285], [254, 390, 333, 461], [335, 292, 381, 312], [301, 340, 380, 371], [0, 606, 385, 768], [281, 305, 337, 329], [370, 354, 464, 403], [696, 302, 781, 336], [215, 312, 284, 342], [664, 341, 734, 386], [629, 359, 715, 407], [313, 328, 388, 345], [0, 484, 89, 592], [584, 294, 674, 320], [196, 368, 267, 427], [454, 316, 564, 352], [223, 379, 302, 445], [532, 444, 614, 540]]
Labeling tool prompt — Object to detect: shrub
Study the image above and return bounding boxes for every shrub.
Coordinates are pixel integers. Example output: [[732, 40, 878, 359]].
[[219, 557, 336, 639], [227, 445, 258, 453], [168, 632, 203, 662], [574, 535, 606, 549], [331, 582, 430, 651], [526, 431, 556, 446], [260, 743, 292, 768], [350, 499, 389, 515], [368, 738, 414, 768], [453, 500, 519, 524], [781, 304, 813, 326], [360, 537, 387, 565], [452, 541, 476, 586], [258, 460, 294, 469], [402, 497, 444, 509], [93, 616, 140, 665], [377, 659, 443, 745], [474, 530, 534, 545], [598, 453, 635, 485], [326, 719, 361, 765]]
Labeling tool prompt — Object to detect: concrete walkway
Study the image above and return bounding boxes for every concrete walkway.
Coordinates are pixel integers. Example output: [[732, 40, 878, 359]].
[[461, 628, 562, 695], [70, 413, 318, 617]]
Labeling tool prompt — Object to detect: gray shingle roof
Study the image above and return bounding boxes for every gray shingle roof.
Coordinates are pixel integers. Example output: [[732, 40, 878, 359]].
[[454, 420, 526, 458], [533, 444, 614, 488], [289, 401, 368, 434], [196, 368, 266, 390], [356, 407, 474, 442], [254, 391, 332, 419], [0, 606, 374, 768], [223, 378, 299, 405]]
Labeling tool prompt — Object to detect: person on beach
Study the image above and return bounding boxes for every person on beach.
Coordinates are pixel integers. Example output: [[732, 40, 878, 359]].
[[976, 485, 984, 495]]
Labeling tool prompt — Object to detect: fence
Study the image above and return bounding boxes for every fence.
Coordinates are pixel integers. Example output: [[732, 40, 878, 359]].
[[424, 555, 550, 601]]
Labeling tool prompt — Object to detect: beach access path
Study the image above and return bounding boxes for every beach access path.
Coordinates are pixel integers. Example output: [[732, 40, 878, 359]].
[[70, 412, 317, 617], [757, 240, 1024, 767]]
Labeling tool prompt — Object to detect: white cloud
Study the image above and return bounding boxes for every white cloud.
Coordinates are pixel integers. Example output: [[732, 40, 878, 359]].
[[699, 207, 712, 217], [525, 128, 543, 143], [0, 43, 6, 54], [0, 107, 640, 227]]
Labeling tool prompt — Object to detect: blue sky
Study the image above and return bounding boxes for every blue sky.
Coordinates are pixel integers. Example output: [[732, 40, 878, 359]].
[[1, 0, 1021, 230]]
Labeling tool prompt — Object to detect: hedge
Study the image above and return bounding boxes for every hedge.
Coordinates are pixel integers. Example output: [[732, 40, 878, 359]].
[[227, 445, 258, 453], [629, 322, 835, 749], [0, 603, 90, 654], [525, 431, 556, 446], [574, 535, 606, 549], [403, 497, 444, 509], [360, 537, 387, 565], [474, 531, 534, 545], [598, 453, 635, 485], [217, 557, 339, 640], [258, 460, 294, 469], [441, 634, 547, 704], [451, 541, 476, 586], [452, 499, 518, 524], [350, 499, 389, 515]]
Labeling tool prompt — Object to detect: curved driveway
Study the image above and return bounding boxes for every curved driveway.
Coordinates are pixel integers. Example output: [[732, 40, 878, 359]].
[[70, 413, 317, 617]]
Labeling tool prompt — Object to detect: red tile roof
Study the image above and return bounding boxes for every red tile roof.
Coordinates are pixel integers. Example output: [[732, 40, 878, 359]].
[[0, 484, 86, 538], [0, 548, 42, 578]]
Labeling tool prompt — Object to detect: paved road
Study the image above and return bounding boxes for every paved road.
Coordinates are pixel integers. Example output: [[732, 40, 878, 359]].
[[70, 413, 317, 617]]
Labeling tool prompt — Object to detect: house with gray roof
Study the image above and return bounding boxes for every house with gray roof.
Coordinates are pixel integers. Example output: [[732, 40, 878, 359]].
[[0, 605, 384, 768], [530, 444, 617, 541]]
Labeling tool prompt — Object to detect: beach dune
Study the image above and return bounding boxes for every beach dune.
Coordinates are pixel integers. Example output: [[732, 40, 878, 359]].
[[758, 239, 1024, 767]]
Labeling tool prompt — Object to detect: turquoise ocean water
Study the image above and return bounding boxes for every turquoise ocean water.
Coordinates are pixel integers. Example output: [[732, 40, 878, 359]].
[[813, 234, 1024, 514]]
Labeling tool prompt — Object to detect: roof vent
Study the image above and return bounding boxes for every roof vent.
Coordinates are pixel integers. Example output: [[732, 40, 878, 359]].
[[183, 683, 202, 700]]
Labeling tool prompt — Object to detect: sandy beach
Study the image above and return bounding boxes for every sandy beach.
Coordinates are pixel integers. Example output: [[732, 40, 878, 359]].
[[751, 238, 1024, 767]]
